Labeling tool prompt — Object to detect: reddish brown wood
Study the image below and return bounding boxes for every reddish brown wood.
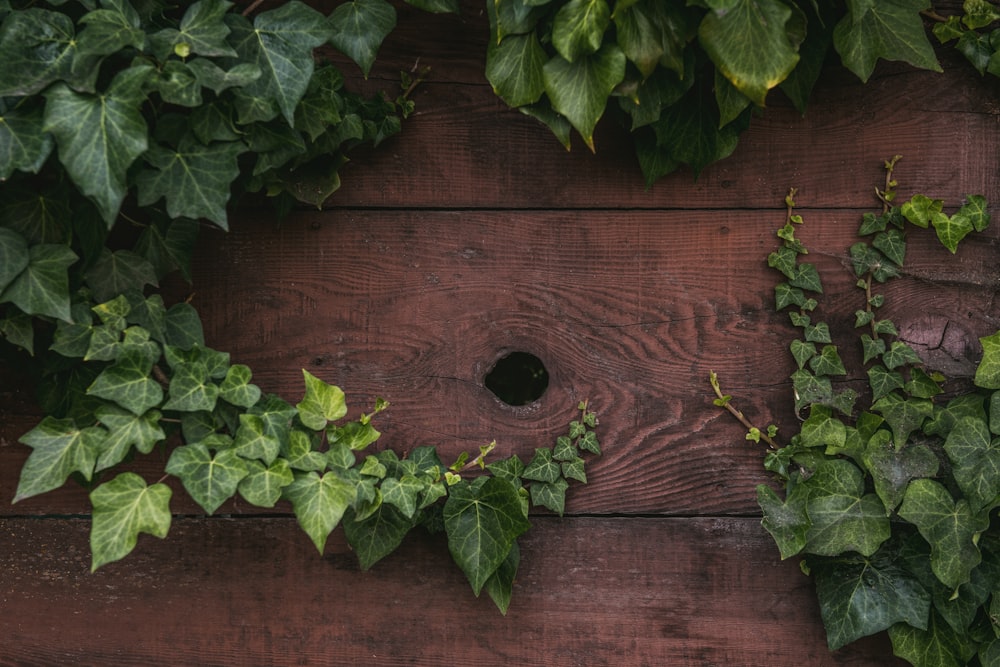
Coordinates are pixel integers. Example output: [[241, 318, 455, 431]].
[[0, 516, 905, 666]]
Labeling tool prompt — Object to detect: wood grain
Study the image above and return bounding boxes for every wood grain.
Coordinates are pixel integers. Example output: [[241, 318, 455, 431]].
[[0, 515, 904, 667]]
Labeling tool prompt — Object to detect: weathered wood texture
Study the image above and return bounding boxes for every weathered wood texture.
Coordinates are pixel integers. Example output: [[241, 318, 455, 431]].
[[1, 1, 997, 664]]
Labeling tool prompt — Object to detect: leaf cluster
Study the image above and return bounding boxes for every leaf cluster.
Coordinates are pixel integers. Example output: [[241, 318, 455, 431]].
[[11, 284, 600, 612], [726, 161, 1000, 665], [483, 0, 1000, 184]]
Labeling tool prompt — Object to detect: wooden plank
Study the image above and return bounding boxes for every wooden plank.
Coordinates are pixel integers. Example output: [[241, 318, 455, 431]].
[[5, 208, 995, 516], [307, 0, 1000, 210], [0, 515, 904, 666]]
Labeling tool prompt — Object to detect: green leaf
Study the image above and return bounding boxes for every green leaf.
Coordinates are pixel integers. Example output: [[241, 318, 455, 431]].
[[233, 413, 281, 463], [284, 470, 357, 553], [165, 443, 248, 514], [650, 81, 744, 176], [800, 404, 846, 449], [43, 67, 151, 224], [975, 332, 1000, 389], [405, 0, 459, 12], [87, 348, 164, 416], [0, 8, 78, 96], [164, 302, 205, 350], [833, 0, 942, 82], [486, 31, 547, 107], [809, 345, 846, 377], [327, 420, 381, 451], [883, 341, 923, 370], [296, 370, 347, 431], [328, 0, 396, 77], [0, 243, 77, 322], [89, 473, 172, 571], [84, 249, 158, 304], [944, 416, 1000, 513], [343, 503, 414, 570], [225, 2, 333, 125], [94, 404, 164, 472], [0, 103, 54, 179], [802, 459, 890, 557], [0, 227, 29, 293], [552, 0, 611, 62], [282, 429, 328, 471], [888, 609, 972, 667], [867, 366, 904, 401], [218, 364, 261, 409], [790, 339, 817, 369], [864, 430, 939, 513], [483, 541, 519, 615], [757, 483, 809, 559], [530, 477, 570, 515], [698, 0, 800, 106], [381, 475, 426, 519], [789, 263, 823, 293], [932, 210, 975, 253], [150, 0, 238, 59], [811, 549, 931, 651], [954, 194, 990, 232], [162, 361, 219, 413], [542, 43, 626, 151], [237, 458, 293, 508], [872, 228, 906, 266], [76, 0, 144, 57], [13, 416, 104, 502], [872, 392, 934, 448], [901, 193, 944, 228], [775, 283, 806, 310], [522, 447, 561, 483], [136, 139, 245, 230], [767, 245, 798, 279], [898, 478, 989, 590], [0, 310, 34, 354], [443, 476, 532, 595]]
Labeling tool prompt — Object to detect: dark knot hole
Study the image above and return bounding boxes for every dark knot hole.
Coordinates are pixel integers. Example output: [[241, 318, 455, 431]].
[[484, 352, 549, 406]]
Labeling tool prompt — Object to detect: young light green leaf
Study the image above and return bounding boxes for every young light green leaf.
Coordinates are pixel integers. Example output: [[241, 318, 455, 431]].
[[443, 476, 532, 595], [832, 0, 942, 83], [296, 370, 347, 430], [13, 416, 105, 502], [932, 210, 975, 253], [900, 193, 944, 228], [0, 243, 77, 322], [698, 0, 800, 106], [542, 43, 626, 151], [975, 332, 1000, 389], [284, 470, 357, 553], [165, 443, 248, 514], [327, 420, 380, 451], [899, 478, 989, 591], [89, 473, 172, 571], [43, 67, 152, 224], [328, 0, 396, 78]]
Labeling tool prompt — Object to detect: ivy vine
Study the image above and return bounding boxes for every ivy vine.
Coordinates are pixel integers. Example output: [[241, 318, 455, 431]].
[[713, 159, 1000, 666]]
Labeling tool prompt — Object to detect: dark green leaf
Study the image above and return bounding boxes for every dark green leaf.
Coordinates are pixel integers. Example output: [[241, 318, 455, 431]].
[[0, 103, 53, 179], [542, 43, 626, 151], [328, 0, 396, 77], [0, 243, 77, 322], [522, 447, 561, 483], [868, 365, 905, 401], [833, 0, 942, 82], [802, 459, 890, 557], [0, 227, 29, 293], [76, 0, 144, 57], [872, 228, 906, 266], [864, 430, 939, 513], [0, 8, 78, 96], [89, 472, 172, 571], [872, 392, 933, 448], [944, 416, 1000, 513], [757, 483, 809, 559], [530, 477, 570, 515], [483, 541, 519, 615], [809, 345, 846, 377], [888, 609, 972, 667], [343, 503, 414, 570], [486, 31, 547, 107], [84, 249, 158, 304], [443, 477, 532, 595], [552, 0, 611, 62]]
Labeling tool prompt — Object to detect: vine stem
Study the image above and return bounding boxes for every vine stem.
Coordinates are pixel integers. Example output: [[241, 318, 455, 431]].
[[242, 0, 265, 16], [709, 371, 779, 450]]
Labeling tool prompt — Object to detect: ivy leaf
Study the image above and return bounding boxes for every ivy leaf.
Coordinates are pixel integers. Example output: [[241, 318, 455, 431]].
[[932, 210, 975, 253], [483, 541, 520, 615], [872, 228, 906, 266], [888, 609, 972, 667], [76, 0, 144, 57], [542, 43, 626, 151], [863, 431, 939, 513], [84, 249, 158, 303], [443, 477, 532, 595], [136, 138, 245, 230], [225, 2, 333, 125], [283, 470, 357, 553], [833, 0, 942, 82], [282, 429, 328, 472], [789, 262, 823, 293], [89, 473, 172, 571], [218, 364, 261, 409], [0, 243, 77, 322], [162, 361, 219, 413], [233, 413, 281, 464], [790, 339, 816, 369], [901, 193, 944, 228], [94, 404, 164, 472], [883, 341, 923, 370], [486, 31, 546, 107], [43, 67, 151, 225], [944, 416, 1000, 513], [381, 475, 426, 519], [237, 458, 293, 508], [800, 404, 846, 449], [614, 2, 667, 79], [802, 459, 890, 557], [0, 228, 30, 293], [976, 332, 1000, 389], [296, 370, 347, 431], [872, 393, 933, 448], [757, 484, 809, 559], [328, 0, 396, 78], [551, 0, 611, 62], [810, 550, 932, 651], [0, 8, 78, 96], [405, 0, 459, 12], [87, 348, 164, 416], [954, 194, 990, 232], [0, 103, 54, 179], [809, 345, 846, 377], [698, 0, 800, 106], [165, 443, 249, 514], [343, 503, 414, 570], [530, 477, 570, 515], [149, 0, 238, 59], [13, 416, 105, 502], [327, 420, 380, 451], [899, 479, 989, 591], [775, 283, 805, 310], [522, 447, 561, 483]]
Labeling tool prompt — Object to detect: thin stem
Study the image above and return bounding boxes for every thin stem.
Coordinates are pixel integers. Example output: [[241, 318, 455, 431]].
[[709, 372, 779, 450], [242, 0, 265, 16]]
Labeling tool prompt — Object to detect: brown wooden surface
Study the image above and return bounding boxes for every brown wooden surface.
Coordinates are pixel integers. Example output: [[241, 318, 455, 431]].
[[1, 1, 997, 664]]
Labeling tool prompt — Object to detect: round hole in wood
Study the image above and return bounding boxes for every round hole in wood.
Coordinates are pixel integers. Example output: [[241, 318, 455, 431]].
[[484, 352, 549, 406]]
